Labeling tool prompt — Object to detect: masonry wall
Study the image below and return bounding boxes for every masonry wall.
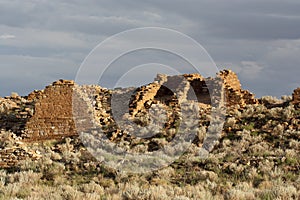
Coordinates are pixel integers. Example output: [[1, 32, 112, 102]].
[[23, 80, 78, 140], [292, 88, 300, 106]]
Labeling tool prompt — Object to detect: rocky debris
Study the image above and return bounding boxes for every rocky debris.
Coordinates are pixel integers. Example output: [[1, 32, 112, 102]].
[[52, 79, 75, 86], [73, 84, 125, 141], [0, 146, 41, 168], [0, 130, 41, 168]]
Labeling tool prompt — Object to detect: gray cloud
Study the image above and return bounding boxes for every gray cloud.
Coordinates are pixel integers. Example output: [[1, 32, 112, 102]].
[[0, 0, 299, 97], [134, 0, 300, 40], [0, 55, 77, 96]]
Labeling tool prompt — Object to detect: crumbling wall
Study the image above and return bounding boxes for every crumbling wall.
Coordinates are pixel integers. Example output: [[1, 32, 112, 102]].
[[218, 70, 258, 107], [129, 70, 257, 117], [129, 83, 161, 117], [0, 96, 34, 135], [218, 70, 241, 91], [183, 74, 211, 104], [0, 145, 40, 168], [292, 88, 300, 106], [74, 85, 124, 141]]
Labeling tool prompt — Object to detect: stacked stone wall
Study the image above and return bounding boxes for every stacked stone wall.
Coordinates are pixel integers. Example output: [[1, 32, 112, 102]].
[[292, 88, 300, 106], [23, 80, 77, 140]]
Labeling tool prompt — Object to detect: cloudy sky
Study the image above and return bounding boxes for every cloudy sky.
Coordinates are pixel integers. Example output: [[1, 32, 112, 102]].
[[0, 0, 299, 97]]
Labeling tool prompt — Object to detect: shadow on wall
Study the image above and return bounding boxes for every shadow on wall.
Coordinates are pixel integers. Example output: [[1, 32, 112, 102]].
[[0, 96, 35, 136], [187, 79, 211, 105]]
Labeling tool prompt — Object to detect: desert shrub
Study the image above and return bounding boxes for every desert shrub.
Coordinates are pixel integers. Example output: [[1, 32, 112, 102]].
[[6, 170, 41, 185], [0, 170, 6, 187], [270, 181, 297, 199], [281, 95, 292, 102], [42, 161, 65, 182], [260, 96, 283, 104], [282, 105, 295, 120], [226, 184, 256, 200], [79, 181, 105, 194], [29, 185, 64, 200], [267, 107, 283, 119]]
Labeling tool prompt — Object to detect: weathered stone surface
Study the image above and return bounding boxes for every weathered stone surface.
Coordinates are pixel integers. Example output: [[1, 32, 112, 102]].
[[218, 70, 258, 107], [23, 80, 77, 140], [292, 88, 300, 106], [129, 83, 161, 117]]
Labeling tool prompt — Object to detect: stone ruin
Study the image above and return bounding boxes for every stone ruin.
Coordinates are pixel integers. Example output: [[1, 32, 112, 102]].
[[0, 70, 260, 143], [128, 70, 258, 121], [0, 70, 298, 167]]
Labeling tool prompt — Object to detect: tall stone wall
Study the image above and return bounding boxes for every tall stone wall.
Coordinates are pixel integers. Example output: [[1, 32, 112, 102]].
[[23, 80, 77, 140]]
